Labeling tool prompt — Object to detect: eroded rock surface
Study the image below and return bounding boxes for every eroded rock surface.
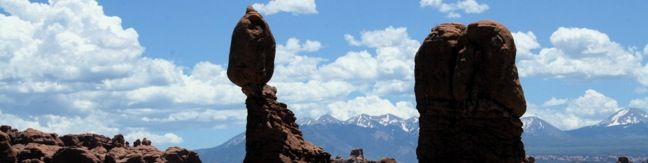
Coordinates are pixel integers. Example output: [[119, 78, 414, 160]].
[[227, 6, 330, 163], [0, 125, 201, 163], [332, 148, 397, 163], [415, 20, 526, 162], [227, 6, 276, 93]]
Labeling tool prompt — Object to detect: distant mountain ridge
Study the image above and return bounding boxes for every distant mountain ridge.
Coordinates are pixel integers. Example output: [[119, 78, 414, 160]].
[[598, 108, 648, 127], [198, 108, 648, 162], [521, 116, 564, 137]]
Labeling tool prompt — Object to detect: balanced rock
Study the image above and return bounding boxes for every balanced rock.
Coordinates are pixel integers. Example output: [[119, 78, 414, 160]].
[[227, 7, 330, 163], [227, 6, 276, 94], [415, 20, 526, 162]]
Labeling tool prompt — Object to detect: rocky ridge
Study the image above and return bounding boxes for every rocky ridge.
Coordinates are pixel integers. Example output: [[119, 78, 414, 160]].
[[0, 125, 200, 163]]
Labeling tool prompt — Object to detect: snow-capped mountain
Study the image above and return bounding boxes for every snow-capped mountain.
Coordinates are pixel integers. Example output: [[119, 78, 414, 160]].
[[342, 114, 418, 133], [598, 108, 648, 127], [198, 110, 648, 163], [521, 116, 564, 137]]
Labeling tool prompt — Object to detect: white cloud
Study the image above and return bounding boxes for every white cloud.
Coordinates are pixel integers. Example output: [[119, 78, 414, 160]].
[[252, 0, 317, 15], [542, 97, 567, 107], [566, 89, 620, 119], [517, 27, 644, 81], [320, 51, 379, 80], [273, 80, 354, 102], [340, 27, 419, 80], [270, 27, 421, 120], [0, 0, 426, 147], [124, 128, 183, 145], [630, 97, 648, 109], [0, 0, 247, 144], [371, 79, 410, 96], [327, 96, 418, 120], [512, 31, 540, 59], [526, 89, 622, 130], [420, 0, 489, 18]]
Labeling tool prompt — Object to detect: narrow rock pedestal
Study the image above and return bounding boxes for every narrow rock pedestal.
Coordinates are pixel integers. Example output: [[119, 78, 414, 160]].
[[243, 85, 330, 163], [227, 6, 331, 163]]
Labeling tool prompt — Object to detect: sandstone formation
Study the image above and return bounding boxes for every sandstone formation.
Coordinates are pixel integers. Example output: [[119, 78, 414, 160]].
[[332, 148, 397, 163], [415, 20, 526, 162], [0, 125, 200, 163], [228, 6, 276, 96], [227, 6, 331, 163], [617, 156, 630, 163]]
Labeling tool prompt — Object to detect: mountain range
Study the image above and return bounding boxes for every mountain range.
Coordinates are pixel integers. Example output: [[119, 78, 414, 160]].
[[197, 108, 648, 163]]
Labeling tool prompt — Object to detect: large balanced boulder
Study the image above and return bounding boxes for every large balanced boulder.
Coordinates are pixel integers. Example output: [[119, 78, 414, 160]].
[[227, 6, 331, 163], [227, 6, 276, 94], [415, 20, 526, 162]]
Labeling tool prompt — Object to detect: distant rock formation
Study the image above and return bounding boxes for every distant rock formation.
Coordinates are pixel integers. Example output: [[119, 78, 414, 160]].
[[227, 6, 331, 163], [617, 156, 630, 163], [332, 148, 397, 163], [0, 125, 200, 163], [414, 20, 526, 162]]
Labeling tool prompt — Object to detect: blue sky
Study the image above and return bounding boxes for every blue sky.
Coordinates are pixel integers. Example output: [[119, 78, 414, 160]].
[[1, 0, 648, 150]]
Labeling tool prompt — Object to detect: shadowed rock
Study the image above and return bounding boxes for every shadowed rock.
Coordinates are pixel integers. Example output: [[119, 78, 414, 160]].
[[415, 20, 526, 162], [0, 126, 200, 163], [227, 6, 331, 163], [228, 6, 276, 96]]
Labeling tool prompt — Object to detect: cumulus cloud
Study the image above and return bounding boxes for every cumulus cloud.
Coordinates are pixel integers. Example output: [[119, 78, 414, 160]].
[[512, 31, 540, 59], [526, 89, 622, 130], [269, 27, 421, 120], [565, 89, 620, 120], [542, 97, 567, 107], [630, 97, 648, 109], [516, 27, 648, 87], [0, 0, 250, 145], [420, 0, 489, 18], [0, 0, 424, 147], [517, 27, 643, 78], [252, 0, 317, 15]]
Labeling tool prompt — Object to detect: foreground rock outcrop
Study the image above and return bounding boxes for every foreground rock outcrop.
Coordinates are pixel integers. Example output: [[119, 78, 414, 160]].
[[227, 6, 331, 163], [332, 148, 397, 163], [0, 125, 200, 163], [415, 20, 526, 162]]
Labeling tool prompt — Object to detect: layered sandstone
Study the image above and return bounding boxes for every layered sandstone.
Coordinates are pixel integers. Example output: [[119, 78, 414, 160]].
[[0, 125, 200, 163], [415, 20, 526, 162], [227, 6, 331, 163]]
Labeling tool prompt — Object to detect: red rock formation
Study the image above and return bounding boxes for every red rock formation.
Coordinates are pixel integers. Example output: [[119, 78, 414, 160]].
[[228, 6, 276, 95], [0, 125, 201, 163], [227, 6, 331, 163], [415, 20, 526, 162], [332, 148, 397, 163]]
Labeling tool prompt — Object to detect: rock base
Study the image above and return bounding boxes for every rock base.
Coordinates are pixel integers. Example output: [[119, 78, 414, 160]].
[[244, 85, 330, 163]]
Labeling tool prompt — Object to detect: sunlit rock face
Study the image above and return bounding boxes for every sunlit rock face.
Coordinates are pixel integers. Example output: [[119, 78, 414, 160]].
[[227, 6, 331, 163], [415, 20, 526, 163]]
